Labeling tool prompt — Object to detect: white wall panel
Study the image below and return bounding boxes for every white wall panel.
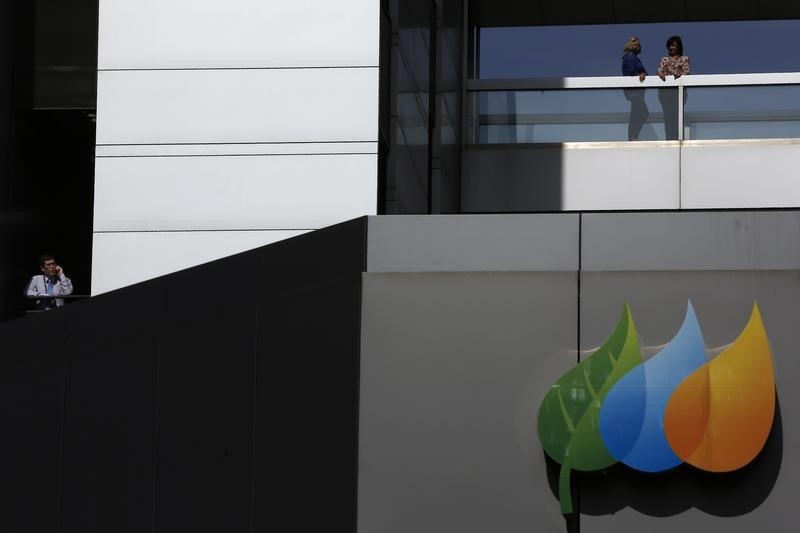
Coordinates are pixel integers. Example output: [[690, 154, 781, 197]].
[[561, 145, 680, 210], [94, 154, 377, 231], [681, 142, 800, 208], [463, 144, 680, 212], [98, 0, 379, 69], [91, 230, 308, 294], [96, 68, 379, 145]]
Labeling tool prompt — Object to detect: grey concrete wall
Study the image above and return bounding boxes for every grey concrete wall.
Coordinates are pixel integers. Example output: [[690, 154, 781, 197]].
[[360, 212, 800, 532]]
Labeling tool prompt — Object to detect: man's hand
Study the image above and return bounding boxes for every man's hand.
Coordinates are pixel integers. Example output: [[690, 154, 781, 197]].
[[659, 73, 666, 81], [638, 73, 646, 82], [56, 265, 64, 277]]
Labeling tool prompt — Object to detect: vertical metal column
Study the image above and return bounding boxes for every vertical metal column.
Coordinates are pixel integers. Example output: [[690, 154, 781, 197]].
[[426, 0, 438, 214]]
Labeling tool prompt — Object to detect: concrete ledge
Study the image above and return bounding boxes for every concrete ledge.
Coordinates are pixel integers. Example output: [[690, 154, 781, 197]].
[[367, 214, 580, 272], [582, 211, 800, 271]]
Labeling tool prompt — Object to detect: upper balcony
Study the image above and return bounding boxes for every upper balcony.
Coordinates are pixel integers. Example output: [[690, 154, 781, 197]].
[[462, 73, 800, 212]]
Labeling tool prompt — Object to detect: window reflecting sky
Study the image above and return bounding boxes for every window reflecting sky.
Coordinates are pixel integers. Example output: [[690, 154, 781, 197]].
[[479, 19, 800, 78]]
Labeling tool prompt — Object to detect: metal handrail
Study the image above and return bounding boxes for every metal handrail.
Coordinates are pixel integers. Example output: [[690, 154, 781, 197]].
[[467, 72, 800, 91]]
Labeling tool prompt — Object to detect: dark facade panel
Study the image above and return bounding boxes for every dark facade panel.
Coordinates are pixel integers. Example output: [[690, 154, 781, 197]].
[[755, 0, 798, 19], [541, 0, 620, 25], [160, 247, 264, 327], [253, 276, 362, 532], [154, 308, 257, 533], [472, 0, 800, 27], [258, 217, 366, 293], [250, 218, 365, 533], [0, 0, 11, 324], [60, 337, 158, 533], [685, 0, 758, 21], [611, 1, 688, 24], [0, 304, 75, 372], [69, 277, 169, 354], [0, 217, 367, 533], [0, 364, 65, 533]]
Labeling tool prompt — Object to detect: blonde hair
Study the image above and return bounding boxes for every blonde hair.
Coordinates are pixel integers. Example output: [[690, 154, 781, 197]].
[[622, 37, 641, 57]]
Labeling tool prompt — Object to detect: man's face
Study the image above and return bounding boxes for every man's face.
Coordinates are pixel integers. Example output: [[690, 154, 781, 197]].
[[41, 259, 58, 277]]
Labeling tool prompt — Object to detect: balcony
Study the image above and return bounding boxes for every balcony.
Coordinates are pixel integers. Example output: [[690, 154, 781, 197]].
[[463, 73, 800, 212]]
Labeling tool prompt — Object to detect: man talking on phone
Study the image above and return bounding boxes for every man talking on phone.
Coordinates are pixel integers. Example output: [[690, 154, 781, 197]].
[[25, 254, 74, 310]]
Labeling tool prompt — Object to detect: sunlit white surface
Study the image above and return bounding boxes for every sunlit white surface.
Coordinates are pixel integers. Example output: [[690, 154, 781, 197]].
[[98, 0, 379, 69], [561, 145, 679, 209], [96, 68, 379, 145], [92, 0, 382, 294], [94, 154, 377, 231], [91, 230, 309, 294], [681, 141, 800, 208]]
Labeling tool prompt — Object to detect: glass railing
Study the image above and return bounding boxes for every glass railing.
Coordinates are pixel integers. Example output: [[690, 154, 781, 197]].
[[467, 73, 800, 144]]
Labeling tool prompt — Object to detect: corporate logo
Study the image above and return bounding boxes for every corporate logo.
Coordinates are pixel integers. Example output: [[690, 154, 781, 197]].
[[537, 302, 776, 514]]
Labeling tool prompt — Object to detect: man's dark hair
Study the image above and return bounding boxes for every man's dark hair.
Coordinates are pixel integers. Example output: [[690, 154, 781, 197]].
[[666, 35, 684, 56], [39, 254, 55, 267]]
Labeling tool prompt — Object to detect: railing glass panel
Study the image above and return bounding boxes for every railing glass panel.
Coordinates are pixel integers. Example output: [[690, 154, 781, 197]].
[[467, 74, 800, 144], [468, 88, 678, 143], [684, 85, 800, 140]]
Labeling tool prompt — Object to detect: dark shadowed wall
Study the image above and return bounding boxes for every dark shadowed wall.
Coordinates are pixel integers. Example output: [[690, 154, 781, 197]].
[[0, 218, 366, 533]]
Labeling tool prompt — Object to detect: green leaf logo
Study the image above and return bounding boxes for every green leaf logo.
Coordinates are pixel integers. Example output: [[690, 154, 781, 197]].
[[537, 304, 642, 514]]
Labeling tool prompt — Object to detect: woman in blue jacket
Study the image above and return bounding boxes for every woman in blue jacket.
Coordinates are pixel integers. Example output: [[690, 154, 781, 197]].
[[621, 37, 648, 140]]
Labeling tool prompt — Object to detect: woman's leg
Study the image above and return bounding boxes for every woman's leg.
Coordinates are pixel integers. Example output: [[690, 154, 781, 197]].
[[627, 90, 649, 141]]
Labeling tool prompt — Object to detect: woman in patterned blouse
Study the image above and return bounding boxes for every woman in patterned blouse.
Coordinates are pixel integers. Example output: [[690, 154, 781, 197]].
[[657, 35, 690, 80], [657, 35, 690, 139]]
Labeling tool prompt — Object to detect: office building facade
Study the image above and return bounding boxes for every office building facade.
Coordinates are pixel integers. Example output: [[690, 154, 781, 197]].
[[1, 2, 800, 531], [4, 1, 800, 298], [92, 0, 800, 291]]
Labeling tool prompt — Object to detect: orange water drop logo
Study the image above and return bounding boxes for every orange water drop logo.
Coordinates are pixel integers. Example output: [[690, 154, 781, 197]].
[[664, 303, 776, 472]]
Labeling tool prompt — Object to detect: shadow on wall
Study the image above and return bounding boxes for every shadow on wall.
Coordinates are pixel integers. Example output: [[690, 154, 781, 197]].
[[545, 395, 783, 517], [461, 146, 563, 212]]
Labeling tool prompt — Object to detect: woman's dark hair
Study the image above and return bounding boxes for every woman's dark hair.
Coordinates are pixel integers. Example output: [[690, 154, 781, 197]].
[[666, 35, 684, 55]]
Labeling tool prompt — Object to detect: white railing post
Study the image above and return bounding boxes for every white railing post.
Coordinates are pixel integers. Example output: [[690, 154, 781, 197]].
[[677, 78, 684, 141]]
